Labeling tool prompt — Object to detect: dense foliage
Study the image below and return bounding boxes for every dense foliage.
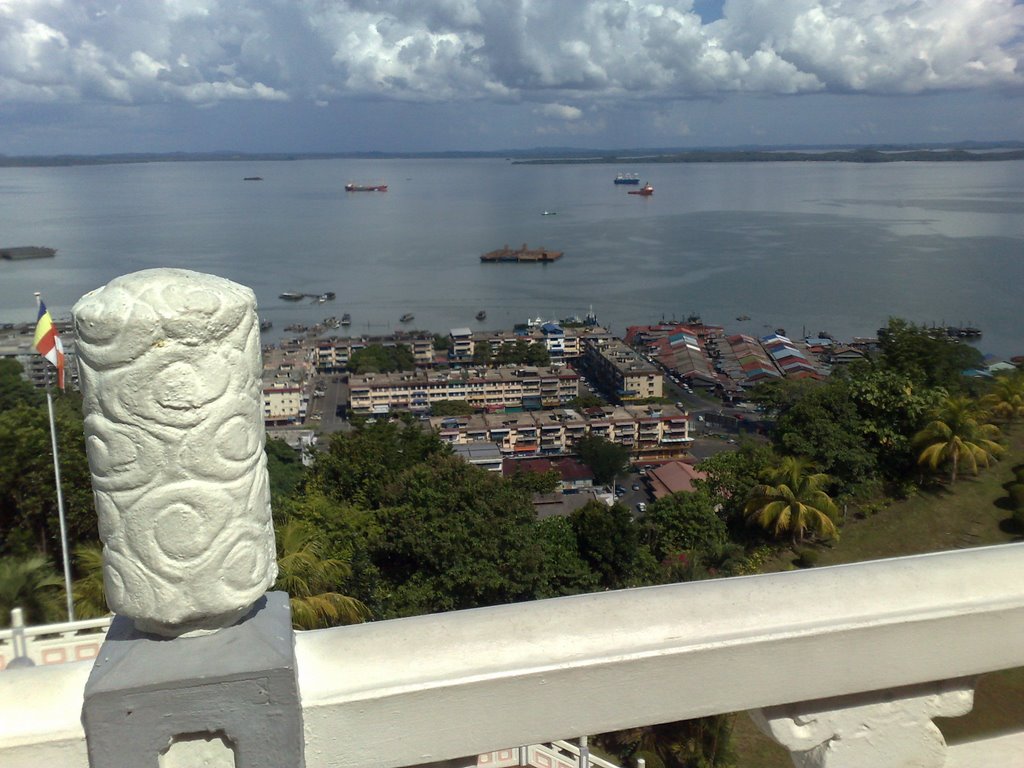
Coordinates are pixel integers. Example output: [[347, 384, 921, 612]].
[[347, 343, 415, 374]]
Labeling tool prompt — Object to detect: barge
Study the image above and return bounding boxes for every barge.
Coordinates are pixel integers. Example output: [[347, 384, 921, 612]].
[[480, 244, 563, 263], [1, 246, 56, 260]]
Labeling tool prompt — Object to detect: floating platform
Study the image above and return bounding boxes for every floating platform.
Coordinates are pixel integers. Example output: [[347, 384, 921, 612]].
[[481, 244, 563, 263], [1, 246, 56, 260]]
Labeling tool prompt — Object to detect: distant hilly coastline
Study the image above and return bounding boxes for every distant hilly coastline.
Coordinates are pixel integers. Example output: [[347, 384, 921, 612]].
[[1, 142, 1022, 168]]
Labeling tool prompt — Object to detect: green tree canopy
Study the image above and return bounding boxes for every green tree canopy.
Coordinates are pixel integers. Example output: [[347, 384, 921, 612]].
[[533, 516, 600, 598], [743, 456, 840, 544], [913, 395, 1003, 484], [370, 453, 546, 616], [842, 366, 942, 481], [266, 437, 307, 502], [430, 399, 476, 416], [348, 343, 415, 374], [275, 519, 370, 629], [0, 396, 96, 559], [0, 555, 65, 626], [570, 500, 649, 589], [575, 435, 630, 485], [697, 442, 777, 533], [0, 358, 43, 412], [642, 489, 728, 562], [754, 378, 877, 487], [878, 318, 983, 389], [981, 372, 1024, 424]]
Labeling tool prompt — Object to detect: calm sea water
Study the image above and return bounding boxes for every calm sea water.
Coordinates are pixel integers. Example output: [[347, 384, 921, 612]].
[[1, 158, 1022, 356]]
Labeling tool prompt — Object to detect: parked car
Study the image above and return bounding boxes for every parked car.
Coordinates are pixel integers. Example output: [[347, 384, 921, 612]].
[[636, 502, 647, 514], [631, 483, 640, 491]]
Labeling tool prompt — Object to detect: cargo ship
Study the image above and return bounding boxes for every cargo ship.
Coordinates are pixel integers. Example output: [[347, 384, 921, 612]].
[[627, 183, 654, 196], [480, 244, 563, 263], [345, 183, 388, 192], [614, 173, 640, 185]]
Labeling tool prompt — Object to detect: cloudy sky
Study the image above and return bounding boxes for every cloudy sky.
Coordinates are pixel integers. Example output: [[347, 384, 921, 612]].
[[1, 0, 1022, 154]]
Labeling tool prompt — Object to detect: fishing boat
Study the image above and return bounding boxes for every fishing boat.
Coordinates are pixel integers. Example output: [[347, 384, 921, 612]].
[[279, 291, 305, 301], [627, 183, 654, 196], [614, 173, 640, 185], [345, 183, 388, 192], [476, 310, 487, 321], [541, 210, 557, 216], [341, 313, 351, 326], [259, 319, 273, 331], [400, 313, 414, 323]]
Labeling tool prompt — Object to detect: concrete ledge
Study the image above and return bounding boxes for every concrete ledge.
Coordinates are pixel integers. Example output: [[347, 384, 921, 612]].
[[0, 660, 91, 768]]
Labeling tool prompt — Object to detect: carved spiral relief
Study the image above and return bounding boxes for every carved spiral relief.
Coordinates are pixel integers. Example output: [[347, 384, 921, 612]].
[[73, 269, 277, 636]]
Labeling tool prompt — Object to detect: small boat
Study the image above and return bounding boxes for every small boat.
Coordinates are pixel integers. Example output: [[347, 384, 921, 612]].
[[345, 183, 388, 192], [323, 316, 341, 329], [400, 313, 414, 323], [322, 291, 335, 300], [341, 313, 351, 326], [243, 176, 263, 181], [259, 319, 273, 331], [541, 210, 557, 216], [284, 323, 308, 332], [279, 291, 305, 301], [736, 314, 751, 321], [476, 311, 487, 321], [627, 183, 654, 196], [614, 173, 640, 185]]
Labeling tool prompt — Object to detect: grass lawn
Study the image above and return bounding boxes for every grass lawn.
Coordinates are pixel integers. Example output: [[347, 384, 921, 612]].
[[730, 424, 1024, 767]]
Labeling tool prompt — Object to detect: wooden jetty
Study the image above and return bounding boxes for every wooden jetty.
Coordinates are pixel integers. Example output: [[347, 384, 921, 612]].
[[480, 243, 563, 263]]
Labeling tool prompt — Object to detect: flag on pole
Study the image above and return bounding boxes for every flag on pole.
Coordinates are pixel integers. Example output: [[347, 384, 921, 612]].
[[34, 295, 66, 390]]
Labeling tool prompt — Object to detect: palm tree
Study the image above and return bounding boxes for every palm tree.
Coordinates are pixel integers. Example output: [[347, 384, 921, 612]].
[[0, 555, 64, 626], [72, 543, 111, 619], [981, 373, 1024, 424], [275, 519, 370, 630], [743, 456, 839, 544], [914, 395, 1003, 484]]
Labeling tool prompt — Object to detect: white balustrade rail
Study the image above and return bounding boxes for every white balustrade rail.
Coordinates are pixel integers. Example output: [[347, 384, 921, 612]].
[[0, 616, 111, 670], [2, 544, 1023, 768]]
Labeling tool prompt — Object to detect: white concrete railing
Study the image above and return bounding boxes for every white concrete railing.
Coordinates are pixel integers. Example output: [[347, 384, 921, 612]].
[[0, 615, 112, 670], [3, 543, 1022, 768]]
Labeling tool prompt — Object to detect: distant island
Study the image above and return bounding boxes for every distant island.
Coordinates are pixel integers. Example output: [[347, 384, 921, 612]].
[[1, 142, 1022, 168]]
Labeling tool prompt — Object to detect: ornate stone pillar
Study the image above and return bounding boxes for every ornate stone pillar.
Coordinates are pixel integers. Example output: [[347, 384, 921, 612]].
[[74, 269, 303, 768], [750, 677, 976, 768], [73, 268, 276, 636]]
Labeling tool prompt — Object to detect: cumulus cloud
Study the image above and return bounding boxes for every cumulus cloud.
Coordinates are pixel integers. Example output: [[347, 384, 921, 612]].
[[537, 103, 584, 120], [0, 0, 1020, 108]]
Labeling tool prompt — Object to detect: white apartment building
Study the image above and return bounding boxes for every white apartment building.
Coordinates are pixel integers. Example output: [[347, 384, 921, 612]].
[[430, 405, 691, 461], [349, 366, 579, 415], [262, 346, 313, 425], [583, 338, 663, 401]]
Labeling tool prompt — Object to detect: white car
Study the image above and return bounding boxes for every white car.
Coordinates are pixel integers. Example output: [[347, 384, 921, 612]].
[[636, 502, 647, 514]]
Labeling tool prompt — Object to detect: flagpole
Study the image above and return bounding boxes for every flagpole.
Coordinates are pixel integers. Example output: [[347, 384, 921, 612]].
[[36, 292, 75, 622]]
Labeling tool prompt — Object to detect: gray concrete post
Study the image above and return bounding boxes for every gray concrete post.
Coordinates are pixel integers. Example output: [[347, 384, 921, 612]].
[[82, 592, 303, 768]]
